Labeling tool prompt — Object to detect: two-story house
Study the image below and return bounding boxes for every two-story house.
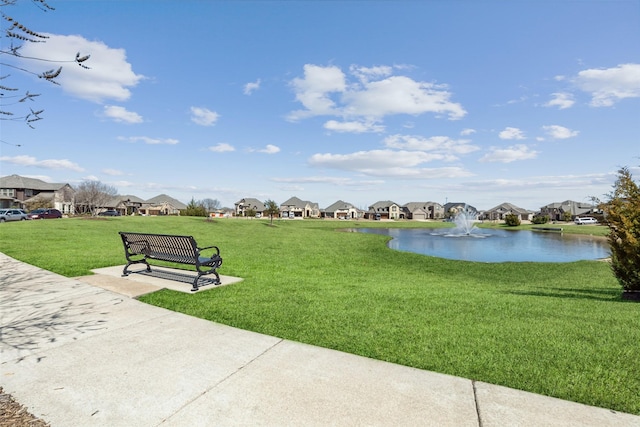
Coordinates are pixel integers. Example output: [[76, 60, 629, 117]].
[[235, 198, 267, 217], [321, 200, 362, 219], [0, 174, 75, 213], [280, 196, 320, 219], [367, 200, 401, 220]]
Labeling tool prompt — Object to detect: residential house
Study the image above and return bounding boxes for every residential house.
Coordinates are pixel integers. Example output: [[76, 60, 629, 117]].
[[483, 202, 533, 221], [443, 202, 477, 220], [138, 194, 186, 216], [209, 207, 235, 218], [234, 198, 267, 217], [321, 200, 362, 219], [0, 174, 75, 213], [367, 200, 401, 220], [402, 201, 445, 220], [97, 195, 145, 216], [280, 196, 320, 219], [539, 200, 594, 221]]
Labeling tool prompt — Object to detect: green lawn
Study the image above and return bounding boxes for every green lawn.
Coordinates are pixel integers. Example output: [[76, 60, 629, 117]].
[[1, 216, 638, 415]]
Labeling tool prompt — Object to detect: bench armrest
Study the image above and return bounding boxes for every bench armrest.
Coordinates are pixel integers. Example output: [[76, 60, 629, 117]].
[[198, 245, 220, 256]]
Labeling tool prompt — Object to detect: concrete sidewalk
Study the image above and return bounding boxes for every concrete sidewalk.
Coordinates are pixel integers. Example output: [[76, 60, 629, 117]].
[[1, 253, 638, 427]]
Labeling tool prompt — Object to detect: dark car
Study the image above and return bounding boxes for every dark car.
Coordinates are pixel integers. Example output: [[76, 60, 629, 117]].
[[98, 210, 121, 216], [0, 209, 29, 222], [28, 208, 63, 219]]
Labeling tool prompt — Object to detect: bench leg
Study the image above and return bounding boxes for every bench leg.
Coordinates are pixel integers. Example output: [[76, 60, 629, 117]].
[[122, 259, 151, 277], [191, 271, 221, 292]]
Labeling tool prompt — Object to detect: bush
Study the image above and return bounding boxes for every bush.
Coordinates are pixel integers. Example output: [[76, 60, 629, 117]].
[[600, 166, 640, 293], [532, 215, 549, 224], [183, 198, 208, 217], [504, 213, 521, 227]]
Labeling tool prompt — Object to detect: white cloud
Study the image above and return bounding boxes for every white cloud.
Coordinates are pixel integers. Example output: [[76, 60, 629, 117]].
[[349, 65, 393, 83], [287, 64, 466, 122], [479, 144, 537, 163], [383, 134, 480, 157], [288, 64, 346, 120], [324, 120, 385, 133], [308, 149, 473, 179], [103, 105, 143, 123], [119, 136, 179, 145], [271, 176, 386, 190], [20, 34, 144, 103], [102, 168, 125, 176], [343, 75, 466, 120], [498, 127, 526, 140], [244, 79, 261, 95], [260, 144, 281, 154], [208, 143, 235, 153], [574, 63, 640, 107], [545, 92, 575, 109], [462, 172, 613, 192], [542, 125, 579, 139], [190, 107, 219, 126], [460, 128, 476, 136], [111, 180, 133, 188], [0, 155, 84, 172]]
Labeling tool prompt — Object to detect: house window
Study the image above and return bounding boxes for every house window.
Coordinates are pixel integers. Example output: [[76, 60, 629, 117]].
[[0, 189, 15, 197]]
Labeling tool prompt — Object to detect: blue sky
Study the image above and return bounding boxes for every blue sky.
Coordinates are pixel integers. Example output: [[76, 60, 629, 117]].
[[1, 0, 639, 211]]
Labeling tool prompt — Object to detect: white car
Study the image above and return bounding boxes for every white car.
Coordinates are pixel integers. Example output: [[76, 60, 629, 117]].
[[574, 217, 598, 225], [0, 209, 29, 222]]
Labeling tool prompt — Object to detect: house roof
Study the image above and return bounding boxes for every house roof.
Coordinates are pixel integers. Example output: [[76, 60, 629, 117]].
[[121, 195, 146, 203], [144, 194, 187, 209], [0, 174, 70, 191], [403, 201, 443, 211], [324, 200, 357, 212], [541, 200, 593, 215], [235, 198, 266, 211], [368, 200, 399, 210], [485, 202, 532, 214], [444, 202, 477, 213], [281, 196, 318, 209]]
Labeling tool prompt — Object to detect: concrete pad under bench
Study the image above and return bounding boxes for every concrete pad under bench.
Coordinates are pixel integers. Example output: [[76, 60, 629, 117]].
[[77, 265, 243, 297]]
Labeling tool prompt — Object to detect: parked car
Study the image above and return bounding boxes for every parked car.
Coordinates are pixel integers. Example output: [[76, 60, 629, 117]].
[[0, 209, 30, 222], [27, 208, 63, 219], [98, 210, 121, 216], [574, 217, 598, 225]]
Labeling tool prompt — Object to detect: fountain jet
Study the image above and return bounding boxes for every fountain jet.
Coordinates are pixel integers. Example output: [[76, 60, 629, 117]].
[[452, 205, 478, 235]]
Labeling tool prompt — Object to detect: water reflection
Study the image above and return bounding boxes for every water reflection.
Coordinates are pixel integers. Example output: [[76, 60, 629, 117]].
[[354, 228, 609, 263]]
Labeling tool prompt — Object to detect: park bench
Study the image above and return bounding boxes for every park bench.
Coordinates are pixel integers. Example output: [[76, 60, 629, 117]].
[[119, 231, 223, 291]]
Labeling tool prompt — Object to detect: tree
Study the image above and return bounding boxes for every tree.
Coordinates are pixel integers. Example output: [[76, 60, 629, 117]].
[[198, 198, 221, 213], [504, 213, 521, 227], [599, 166, 640, 299], [74, 180, 117, 215], [264, 199, 280, 225], [183, 198, 207, 217], [1, 0, 90, 127], [24, 194, 50, 211]]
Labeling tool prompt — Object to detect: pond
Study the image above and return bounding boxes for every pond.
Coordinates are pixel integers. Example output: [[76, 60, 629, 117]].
[[353, 227, 610, 263]]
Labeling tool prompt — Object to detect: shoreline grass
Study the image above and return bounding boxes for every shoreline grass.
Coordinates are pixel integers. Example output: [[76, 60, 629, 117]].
[[1, 217, 638, 414]]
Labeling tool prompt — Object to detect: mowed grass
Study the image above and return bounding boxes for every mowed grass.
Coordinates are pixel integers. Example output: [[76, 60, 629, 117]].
[[1, 216, 638, 414]]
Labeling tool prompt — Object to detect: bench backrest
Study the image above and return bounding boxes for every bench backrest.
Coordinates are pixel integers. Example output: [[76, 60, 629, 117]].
[[119, 232, 199, 261]]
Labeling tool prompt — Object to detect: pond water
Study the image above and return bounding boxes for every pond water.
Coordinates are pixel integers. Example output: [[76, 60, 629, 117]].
[[354, 228, 610, 263]]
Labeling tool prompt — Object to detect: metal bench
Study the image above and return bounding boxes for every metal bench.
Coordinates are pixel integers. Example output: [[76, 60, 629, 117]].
[[119, 231, 223, 291]]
